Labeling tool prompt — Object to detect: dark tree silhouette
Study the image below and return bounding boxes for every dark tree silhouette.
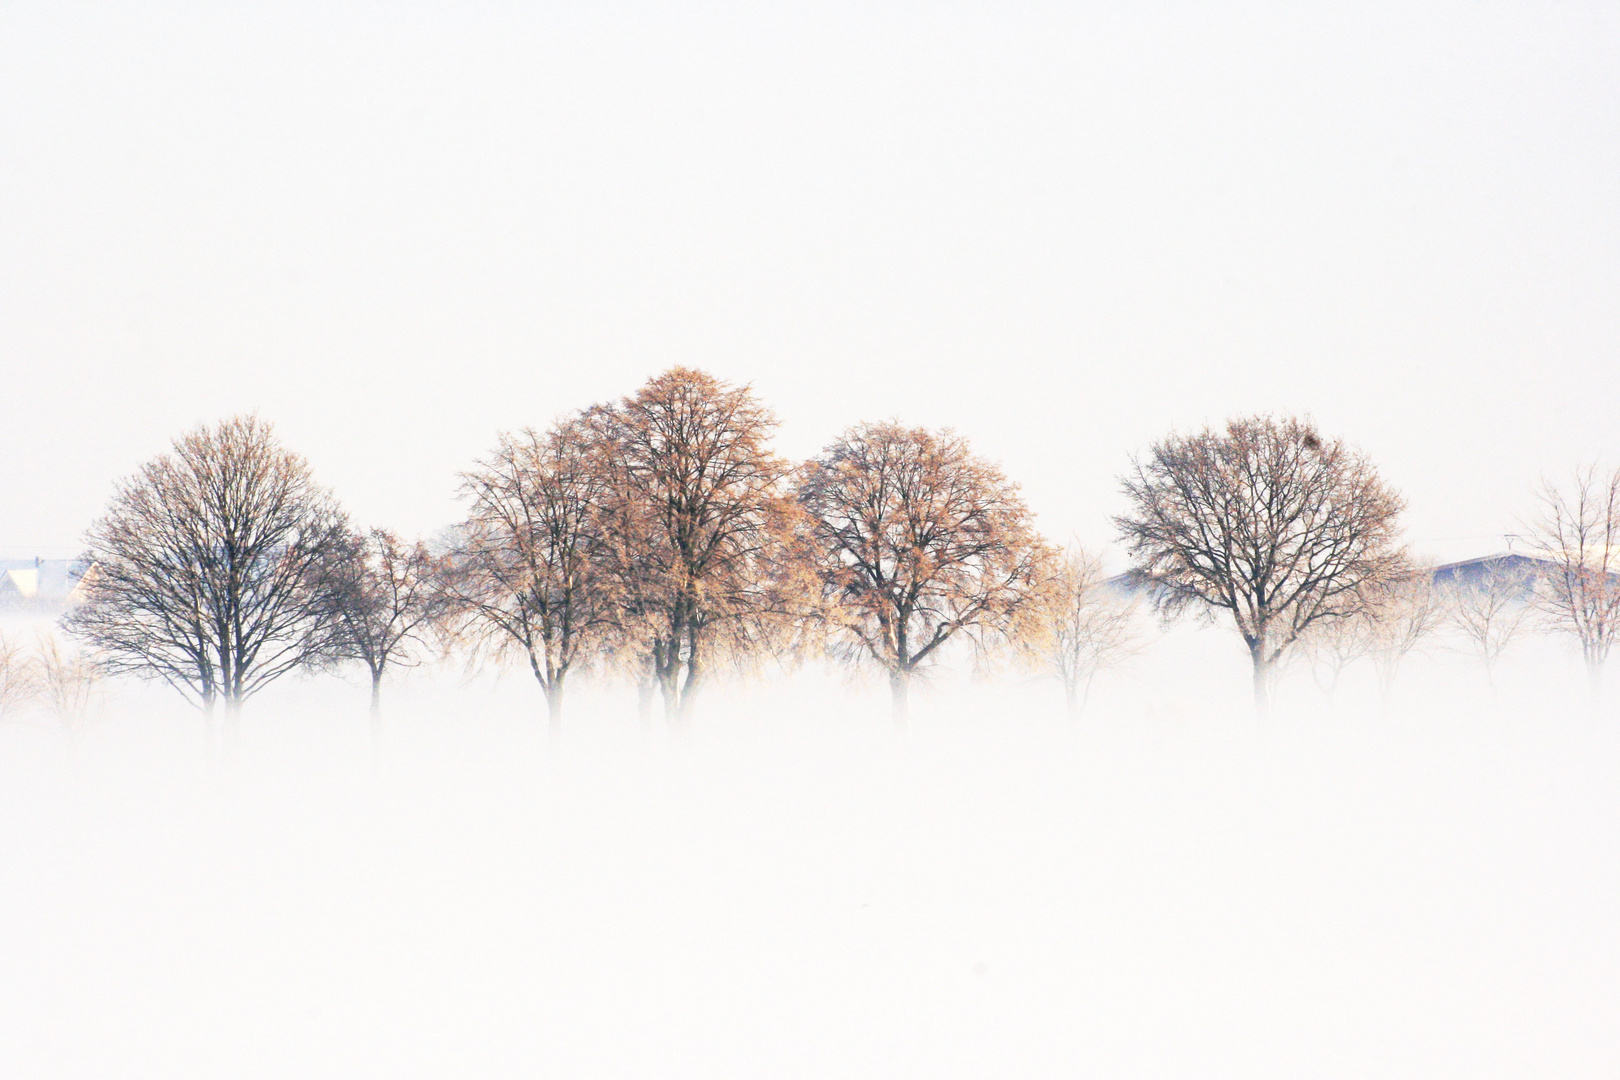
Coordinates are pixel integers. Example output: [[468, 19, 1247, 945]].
[[327, 527, 447, 728], [64, 415, 349, 740], [1116, 415, 1407, 715], [445, 417, 618, 737]]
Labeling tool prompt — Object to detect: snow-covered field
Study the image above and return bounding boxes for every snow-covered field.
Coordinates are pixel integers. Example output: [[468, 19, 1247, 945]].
[[1, 640, 1617, 1078]]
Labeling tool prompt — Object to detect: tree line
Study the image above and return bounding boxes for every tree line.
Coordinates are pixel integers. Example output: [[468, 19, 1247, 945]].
[[43, 367, 1619, 736]]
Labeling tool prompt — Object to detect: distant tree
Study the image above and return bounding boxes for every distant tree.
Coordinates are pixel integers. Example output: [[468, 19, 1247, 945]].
[[1116, 415, 1407, 716], [445, 417, 618, 736], [1299, 611, 1377, 705], [33, 632, 99, 729], [327, 528, 447, 727], [63, 415, 349, 740], [1366, 568, 1445, 705], [1524, 465, 1620, 695], [0, 631, 38, 718], [589, 369, 807, 724], [796, 421, 1050, 723], [1439, 559, 1536, 692], [1026, 546, 1143, 718]]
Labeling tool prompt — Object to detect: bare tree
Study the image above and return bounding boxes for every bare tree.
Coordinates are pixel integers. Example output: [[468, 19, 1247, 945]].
[[33, 632, 100, 729], [445, 417, 618, 736], [582, 474, 679, 728], [1439, 558, 1536, 691], [1298, 611, 1377, 705], [589, 368, 807, 724], [1026, 547, 1144, 718], [0, 631, 39, 719], [1524, 465, 1620, 695], [327, 528, 447, 727], [1116, 415, 1407, 716], [63, 415, 349, 741], [1366, 569, 1445, 705], [796, 421, 1050, 723]]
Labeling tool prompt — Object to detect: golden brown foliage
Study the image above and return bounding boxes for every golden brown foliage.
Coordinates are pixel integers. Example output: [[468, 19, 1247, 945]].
[[587, 368, 811, 723], [797, 421, 1049, 721]]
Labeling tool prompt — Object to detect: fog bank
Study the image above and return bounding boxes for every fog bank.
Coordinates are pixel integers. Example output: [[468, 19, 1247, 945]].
[[1, 662, 1616, 1078]]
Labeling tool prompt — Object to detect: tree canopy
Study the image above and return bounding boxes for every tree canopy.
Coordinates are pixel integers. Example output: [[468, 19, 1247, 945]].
[[1116, 414, 1406, 713]]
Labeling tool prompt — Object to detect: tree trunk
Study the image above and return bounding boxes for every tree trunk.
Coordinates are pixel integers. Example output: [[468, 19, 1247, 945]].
[[677, 649, 701, 726], [1249, 642, 1272, 719], [202, 691, 217, 759], [1374, 659, 1397, 713], [368, 668, 384, 760], [890, 668, 909, 725], [653, 639, 682, 725], [1064, 679, 1079, 720], [637, 674, 655, 729], [223, 693, 243, 749], [546, 678, 564, 750], [660, 670, 681, 724]]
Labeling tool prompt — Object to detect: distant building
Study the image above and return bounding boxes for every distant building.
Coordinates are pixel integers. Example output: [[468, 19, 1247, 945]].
[[1436, 550, 1620, 606], [1105, 552, 1566, 605], [1429, 553, 1549, 590], [1101, 567, 1165, 601], [0, 558, 95, 611]]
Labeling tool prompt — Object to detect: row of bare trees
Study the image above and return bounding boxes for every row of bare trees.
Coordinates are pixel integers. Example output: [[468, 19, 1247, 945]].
[[58, 372, 1619, 729], [61, 371, 1076, 733], [1299, 542, 1616, 702], [1115, 417, 1619, 713], [1527, 466, 1620, 691], [443, 371, 1057, 728]]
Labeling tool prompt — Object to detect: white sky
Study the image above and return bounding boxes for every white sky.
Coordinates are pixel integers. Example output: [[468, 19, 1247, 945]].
[[2, 1, 1616, 563]]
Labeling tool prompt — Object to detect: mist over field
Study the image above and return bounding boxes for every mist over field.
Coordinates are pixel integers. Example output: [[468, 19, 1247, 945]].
[[3, 609, 1616, 1079], [3, 1, 1618, 1075]]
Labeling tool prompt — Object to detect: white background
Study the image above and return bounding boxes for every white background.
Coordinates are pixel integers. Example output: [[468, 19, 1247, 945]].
[[3, 1, 1617, 560]]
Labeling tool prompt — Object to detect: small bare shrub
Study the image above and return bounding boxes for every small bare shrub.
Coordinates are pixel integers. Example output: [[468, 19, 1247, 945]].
[[34, 633, 100, 727], [0, 631, 40, 719]]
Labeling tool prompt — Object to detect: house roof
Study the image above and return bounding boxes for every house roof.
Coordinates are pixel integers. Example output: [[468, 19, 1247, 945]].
[[0, 558, 94, 606]]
